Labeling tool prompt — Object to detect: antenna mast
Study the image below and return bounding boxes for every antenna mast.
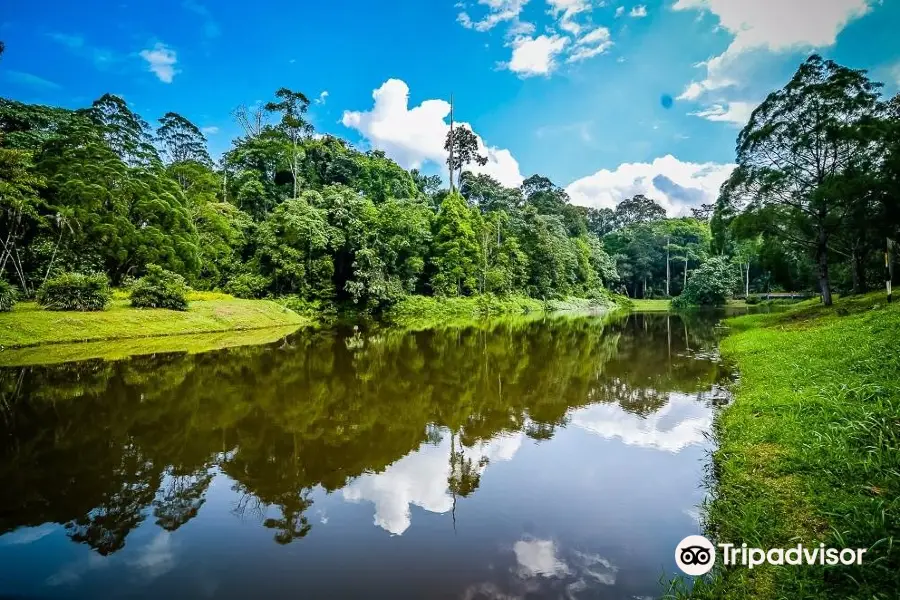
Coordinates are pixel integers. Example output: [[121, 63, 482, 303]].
[[449, 93, 455, 193]]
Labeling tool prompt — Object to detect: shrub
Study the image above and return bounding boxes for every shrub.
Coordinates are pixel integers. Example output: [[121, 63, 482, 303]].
[[224, 273, 270, 299], [37, 272, 111, 311], [672, 257, 739, 308], [0, 280, 17, 312], [277, 296, 337, 319], [130, 265, 189, 310]]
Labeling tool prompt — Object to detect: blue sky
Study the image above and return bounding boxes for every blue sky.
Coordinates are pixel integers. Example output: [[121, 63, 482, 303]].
[[2, 0, 899, 215]]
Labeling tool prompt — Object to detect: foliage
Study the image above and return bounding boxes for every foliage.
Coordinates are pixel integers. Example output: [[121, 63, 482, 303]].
[[0, 279, 16, 312], [672, 257, 738, 307], [386, 293, 544, 328], [430, 192, 481, 296], [445, 125, 487, 190], [5, 53, 892, 318], [130, 265, 190, 310], [224, 273, 271, 299], [36, 272, 111, 311], [717, 55, 886, 306]]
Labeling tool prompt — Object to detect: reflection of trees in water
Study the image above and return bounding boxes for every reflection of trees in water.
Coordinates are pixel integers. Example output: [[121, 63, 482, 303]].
[[153, 470, 214, 532], [0, 312, 726, 555]]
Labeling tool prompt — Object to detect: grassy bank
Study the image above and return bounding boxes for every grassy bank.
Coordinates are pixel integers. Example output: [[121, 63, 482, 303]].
[[0, 325, 301, 367], [628, 298, 672, 311], [0, 294, 307, 349], [385, 294, 614, 329], [682, 293, 899, 599]]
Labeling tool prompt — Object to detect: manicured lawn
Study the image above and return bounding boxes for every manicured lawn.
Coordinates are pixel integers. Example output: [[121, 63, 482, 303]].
[[0, 296, 307, 349], [678, 293, 900, 599]]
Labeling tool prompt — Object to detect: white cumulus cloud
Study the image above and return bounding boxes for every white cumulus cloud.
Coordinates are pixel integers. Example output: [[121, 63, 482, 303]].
[[201, 126, 219, 135], [139, 42, 179, 83], [690, 101, 756, 125], [565, 154, 735, 216], [629, 5, 648, 17], [615, 6, 625, 17], [547, 0, 592, 36], [342, 79, 524, 187], [507, 34, 570, 77], [673, 0, 873, 99]]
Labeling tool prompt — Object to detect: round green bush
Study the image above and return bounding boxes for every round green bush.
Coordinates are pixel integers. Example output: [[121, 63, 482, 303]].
[[37, 272, 111, 311], [224, 273, 270, 299], [0, 280, 17, 312], [672, 257, 739, 308], [130, 265, 189, 311]]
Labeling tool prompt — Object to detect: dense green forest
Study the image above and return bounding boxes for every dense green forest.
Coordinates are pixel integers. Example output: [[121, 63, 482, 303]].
[[1, 43, 898, 311]]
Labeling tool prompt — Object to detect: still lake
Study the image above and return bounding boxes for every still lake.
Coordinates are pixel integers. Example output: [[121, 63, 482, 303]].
[[0, 311, 732, 599]]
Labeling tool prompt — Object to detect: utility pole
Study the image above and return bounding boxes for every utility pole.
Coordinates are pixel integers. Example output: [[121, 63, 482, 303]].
[[449, 94, 455, 193], [888, 237, 896, 304]]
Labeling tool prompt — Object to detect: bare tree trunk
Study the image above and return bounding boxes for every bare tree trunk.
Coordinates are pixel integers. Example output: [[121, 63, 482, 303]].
[[683, 258, 688, 289], [816, 227, 833, 306], [42, 227, 66, 287], [449, 94, 455, 193], [665, 236, 670, 297], [745, 262, 750, 297]]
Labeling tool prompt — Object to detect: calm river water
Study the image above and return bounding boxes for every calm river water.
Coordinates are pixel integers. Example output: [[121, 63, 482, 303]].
[[0, 311, 732, 599]]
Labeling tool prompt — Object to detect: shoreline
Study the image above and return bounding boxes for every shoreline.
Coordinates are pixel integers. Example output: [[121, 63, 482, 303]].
[[0, 293, 622, 366], [681, 293, 900, 599], [0, 297, 308, 350]]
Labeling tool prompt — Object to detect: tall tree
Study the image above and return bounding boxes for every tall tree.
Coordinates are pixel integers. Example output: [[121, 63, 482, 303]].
[[84, 94, 159, 167], [157, 112, 211, 166], [613, 195, 666, 229], [724, 55, 882, 305], [265, 88, 312, 198], [444, 126, 487, 191], [430, 192, 481, 296]]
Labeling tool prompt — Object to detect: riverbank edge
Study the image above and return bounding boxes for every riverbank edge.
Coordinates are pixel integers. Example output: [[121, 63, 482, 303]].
[[0, 297, 309, 349], [0, 292, 625, 354], [676, 293, 900, 599], [383, 294, 621, 330]]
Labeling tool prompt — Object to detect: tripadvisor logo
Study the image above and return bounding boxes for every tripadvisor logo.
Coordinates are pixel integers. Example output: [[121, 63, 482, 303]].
[[675, 535, 868, 576]]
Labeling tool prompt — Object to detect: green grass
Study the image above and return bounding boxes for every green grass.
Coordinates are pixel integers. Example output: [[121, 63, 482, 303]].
[[0, 325, 302, 367], [0, 296, 307, 349], [629, 298, 672, 311], [677, 292, 900, 599]]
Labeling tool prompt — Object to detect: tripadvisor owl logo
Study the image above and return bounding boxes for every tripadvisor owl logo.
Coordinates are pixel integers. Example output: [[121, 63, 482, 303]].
[[675, 535, 869, 576], [675, 535, 716, 576]]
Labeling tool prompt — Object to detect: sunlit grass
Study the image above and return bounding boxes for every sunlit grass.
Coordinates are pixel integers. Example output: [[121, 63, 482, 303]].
[[629, 298, 672, 311], [0, 298, 307, 348], [0, 324, 303, 367], [670, 292, 900, 599]]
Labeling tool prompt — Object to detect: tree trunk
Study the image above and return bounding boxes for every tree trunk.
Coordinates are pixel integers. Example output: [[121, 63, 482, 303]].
[[851, 246, 867, 295], [683, 258, 688, 289], [745, 262, 750, 297], [816, 227, 833, 306], [665, 236, 670, 297], [42, 227, 66, 287]]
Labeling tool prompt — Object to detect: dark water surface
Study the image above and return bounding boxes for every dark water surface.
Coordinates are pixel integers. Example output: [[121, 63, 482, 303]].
[[0, 311, 732, 600]]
